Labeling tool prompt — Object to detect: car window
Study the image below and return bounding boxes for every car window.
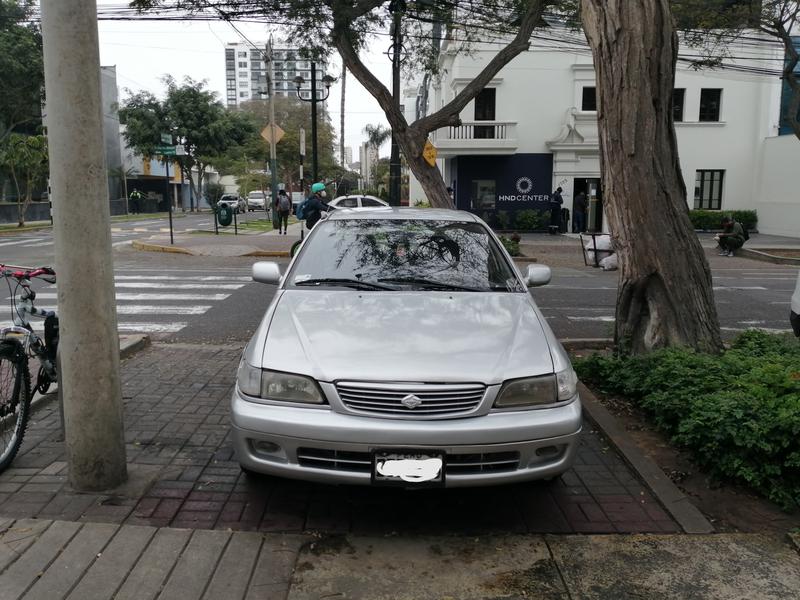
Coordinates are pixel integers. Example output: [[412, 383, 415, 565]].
[[288, 219, 523, 292], [338, 198, 358, 208], [361, 198, 384, 207]]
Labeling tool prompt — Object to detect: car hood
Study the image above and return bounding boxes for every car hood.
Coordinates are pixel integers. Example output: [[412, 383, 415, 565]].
[[260, 291, 554, 384]]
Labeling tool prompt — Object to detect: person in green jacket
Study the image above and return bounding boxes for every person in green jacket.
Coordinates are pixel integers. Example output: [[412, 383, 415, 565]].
[[716, 216, 745, 257]]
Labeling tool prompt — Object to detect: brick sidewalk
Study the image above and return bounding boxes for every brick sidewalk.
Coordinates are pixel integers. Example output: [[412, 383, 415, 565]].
[[0, 344, 678, 535]]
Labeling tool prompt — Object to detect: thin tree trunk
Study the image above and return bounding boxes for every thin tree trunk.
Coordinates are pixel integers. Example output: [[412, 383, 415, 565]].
[[580, 0, 723, 354], [340, 66, 346, 167]]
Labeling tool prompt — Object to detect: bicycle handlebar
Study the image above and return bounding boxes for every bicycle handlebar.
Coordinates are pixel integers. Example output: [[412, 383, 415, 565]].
[[0, 264, 56, 283]]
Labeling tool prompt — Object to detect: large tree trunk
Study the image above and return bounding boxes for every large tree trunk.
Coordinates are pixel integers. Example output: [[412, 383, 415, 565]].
[[581, 0, 723, 354]]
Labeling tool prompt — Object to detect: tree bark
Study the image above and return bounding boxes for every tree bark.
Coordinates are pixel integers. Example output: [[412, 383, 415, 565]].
[[580, 0, 723, 354]]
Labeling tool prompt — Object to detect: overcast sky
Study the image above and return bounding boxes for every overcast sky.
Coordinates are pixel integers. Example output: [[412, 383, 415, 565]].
[[95, 0, 393, 162]]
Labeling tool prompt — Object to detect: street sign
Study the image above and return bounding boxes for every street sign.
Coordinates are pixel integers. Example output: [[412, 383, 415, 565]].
[[155, 145, 176, 156], [423, 140, 437, 167], [160, 133, 172, 144], [299, 127, 306, 156], [261, 125, 285, 145]]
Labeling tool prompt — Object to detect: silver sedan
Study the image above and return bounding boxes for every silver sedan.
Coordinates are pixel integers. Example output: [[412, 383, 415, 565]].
[[232, 208, 581, 487]]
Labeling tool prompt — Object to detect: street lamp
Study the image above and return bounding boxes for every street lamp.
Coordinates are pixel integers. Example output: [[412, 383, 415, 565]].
[[294, 63, 336, 183]]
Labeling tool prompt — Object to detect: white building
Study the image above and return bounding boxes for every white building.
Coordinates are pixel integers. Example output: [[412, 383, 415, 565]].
[[413, 25, 799, 237], [343, 146, 353, 166], [224, 42, 329, 108], [359, 142, 379, 187]]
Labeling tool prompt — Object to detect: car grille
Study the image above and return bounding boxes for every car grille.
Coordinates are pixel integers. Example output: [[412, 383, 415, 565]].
[[336, 382, 485, 418], [296, 448, 520, 475]]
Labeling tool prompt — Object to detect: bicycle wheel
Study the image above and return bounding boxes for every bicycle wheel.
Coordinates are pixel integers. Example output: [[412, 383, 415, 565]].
[[0, 341, 31, 473]]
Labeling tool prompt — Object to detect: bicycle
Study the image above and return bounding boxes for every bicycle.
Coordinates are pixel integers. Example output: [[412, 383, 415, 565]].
[[0, 264, 59, 472]]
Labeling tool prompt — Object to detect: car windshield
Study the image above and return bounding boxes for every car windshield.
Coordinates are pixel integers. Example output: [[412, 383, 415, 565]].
[[288, 219, 524, 292]]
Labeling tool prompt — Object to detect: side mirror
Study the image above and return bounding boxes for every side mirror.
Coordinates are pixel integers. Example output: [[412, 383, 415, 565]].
[[525, 264, 551, 287], [252, 261, 282, 285]]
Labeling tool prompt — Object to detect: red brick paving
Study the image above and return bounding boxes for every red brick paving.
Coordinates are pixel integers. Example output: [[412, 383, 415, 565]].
[[0, 344, 681, 535]]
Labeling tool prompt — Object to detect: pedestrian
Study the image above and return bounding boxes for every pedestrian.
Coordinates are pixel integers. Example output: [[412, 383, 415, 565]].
[[573, 191, 587, 233], [129, 188, 142, 215], [549, 187, 563, 234], [715, 216, 745, 257], [791, 270, 800, 338], [302, 182, 333, 229], [276, 189, 292, 235]]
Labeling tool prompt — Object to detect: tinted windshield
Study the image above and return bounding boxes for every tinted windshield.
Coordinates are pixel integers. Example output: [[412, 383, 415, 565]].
[[288, 219, 524, 292]]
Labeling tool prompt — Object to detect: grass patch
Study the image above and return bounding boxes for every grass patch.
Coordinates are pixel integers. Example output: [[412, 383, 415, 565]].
[[575, 330, 800, 509]]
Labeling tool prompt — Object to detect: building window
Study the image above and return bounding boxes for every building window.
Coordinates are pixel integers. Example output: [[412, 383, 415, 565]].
[[699, 89, 722, 122], [239, 81, 248, 88], [238, 61, 247, 68], [581, 87, 597, 111], [239, 71, 248, 78], [672, 88, 685, 122], [470, 179, 496, 211], [474, 88, 496, 139], [694, 170, 725, 210], [238, 51, 247, 58], [239, 91, 248, 98]]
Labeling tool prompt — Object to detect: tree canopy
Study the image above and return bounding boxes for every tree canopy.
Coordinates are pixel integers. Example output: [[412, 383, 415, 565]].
[[0, 0, 44, 141], [118, 76, 254, 201]]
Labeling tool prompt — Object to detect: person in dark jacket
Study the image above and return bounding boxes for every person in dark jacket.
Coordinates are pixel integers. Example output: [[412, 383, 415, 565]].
[[549, 187, 563, 234], [573, 191, 587, 233], [716, 216, 745, 257], [305, 182, 333, 229]]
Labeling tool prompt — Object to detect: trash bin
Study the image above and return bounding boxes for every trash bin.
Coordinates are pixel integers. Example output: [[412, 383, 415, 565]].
[[217, 204, 233, 227]]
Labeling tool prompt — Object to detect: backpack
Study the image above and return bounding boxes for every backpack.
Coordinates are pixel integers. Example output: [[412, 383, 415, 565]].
[[296, 198, 311, 220], [278, 195, 291, 212]]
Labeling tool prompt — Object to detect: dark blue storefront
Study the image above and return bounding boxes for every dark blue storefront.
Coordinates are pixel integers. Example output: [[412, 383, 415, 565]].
[[454, 154, 554, 228]]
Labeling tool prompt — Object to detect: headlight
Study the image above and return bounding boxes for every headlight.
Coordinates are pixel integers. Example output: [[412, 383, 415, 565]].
[[494, 367, 578, 408], [237, 361, 325, 404]]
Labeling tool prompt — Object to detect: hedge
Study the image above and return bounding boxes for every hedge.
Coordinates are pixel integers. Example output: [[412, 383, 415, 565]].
[[689, 209, 757, 232], [575, 331, 800, 509]]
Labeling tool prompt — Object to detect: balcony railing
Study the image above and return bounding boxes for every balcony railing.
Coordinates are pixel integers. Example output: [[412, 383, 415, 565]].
[[432, 121, 518, 156]]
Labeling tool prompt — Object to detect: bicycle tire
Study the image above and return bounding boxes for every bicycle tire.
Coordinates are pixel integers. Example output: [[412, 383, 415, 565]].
[[290, 239, 302, 257], [0, 341, 31, 473]]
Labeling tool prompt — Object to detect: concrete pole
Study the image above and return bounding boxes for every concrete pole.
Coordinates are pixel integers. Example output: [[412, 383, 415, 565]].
[[41, 0, 127, 491]]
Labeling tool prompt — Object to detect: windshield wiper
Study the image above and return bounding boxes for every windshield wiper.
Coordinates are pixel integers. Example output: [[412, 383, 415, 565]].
[[295, 278, 395, 291], [377, 277, 483, 292]]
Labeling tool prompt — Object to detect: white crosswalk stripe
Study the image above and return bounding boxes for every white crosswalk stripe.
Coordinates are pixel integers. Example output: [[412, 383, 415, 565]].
[[0, 269, 251, 335]]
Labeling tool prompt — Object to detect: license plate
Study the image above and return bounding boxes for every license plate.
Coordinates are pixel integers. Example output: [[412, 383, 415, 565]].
[[371, 449, 445, 487]]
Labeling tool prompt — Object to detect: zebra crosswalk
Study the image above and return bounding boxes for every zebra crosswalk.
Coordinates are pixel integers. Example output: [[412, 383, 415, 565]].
[[0, 268, 253, 335]]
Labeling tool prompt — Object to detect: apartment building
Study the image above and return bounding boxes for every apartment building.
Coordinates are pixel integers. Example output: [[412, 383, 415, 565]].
[[224, 42, 329, 108]]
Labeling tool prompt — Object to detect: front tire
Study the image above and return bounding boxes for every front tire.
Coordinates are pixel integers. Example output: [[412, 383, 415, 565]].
[[0, 342, 31, 473]]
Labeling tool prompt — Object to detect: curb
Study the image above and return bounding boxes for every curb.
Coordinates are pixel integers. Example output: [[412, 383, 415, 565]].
[[513, 257, 539, 263], [739, 248, 800, 266], [119, 334, 151, 359], [561, 338, 614, 351], [0, 224, 52, 236], [243, 250, 291, 258], [131, 239, 196, 256], [578, 381, 714, 534]]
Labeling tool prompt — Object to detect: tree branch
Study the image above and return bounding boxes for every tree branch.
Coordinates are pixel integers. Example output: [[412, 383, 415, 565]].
[[414, 0, 549, 134]]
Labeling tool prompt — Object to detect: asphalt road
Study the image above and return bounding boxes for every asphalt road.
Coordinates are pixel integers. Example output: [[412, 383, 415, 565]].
[[0, 226, 795, 343]]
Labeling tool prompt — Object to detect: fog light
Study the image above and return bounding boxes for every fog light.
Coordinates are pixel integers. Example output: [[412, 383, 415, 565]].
[[535, 445, 560, 458], [252, 440, 281, 455]]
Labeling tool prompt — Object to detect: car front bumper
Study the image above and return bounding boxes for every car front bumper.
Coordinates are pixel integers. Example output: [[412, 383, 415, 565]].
[[231, 388, 582, 487]]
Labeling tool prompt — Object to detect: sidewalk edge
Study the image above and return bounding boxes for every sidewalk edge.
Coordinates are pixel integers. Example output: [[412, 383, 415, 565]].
[[119, 334, 151, 359], [132, 239, 196, 256], [244, 250, 291, 257], [739, 248, 800, 266], [578, 381, 714, 534]]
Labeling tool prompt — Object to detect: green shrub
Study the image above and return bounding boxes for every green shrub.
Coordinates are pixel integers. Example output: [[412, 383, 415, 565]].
[[413, 200, 431, 208], [516, 209, 544, 231], [689, 209, 757, 232], [499, 235, 521, 256], [575, 331, 800, 509], [496, 210, 512, 230]]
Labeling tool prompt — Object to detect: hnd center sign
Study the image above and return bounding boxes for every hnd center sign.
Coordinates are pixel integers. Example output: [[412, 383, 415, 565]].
[[498, 176, 551, 203]]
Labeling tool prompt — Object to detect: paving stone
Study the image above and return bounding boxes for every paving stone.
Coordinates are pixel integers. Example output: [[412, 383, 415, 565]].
[[158, 529, 231, 600], [114, 527, 192, 600]]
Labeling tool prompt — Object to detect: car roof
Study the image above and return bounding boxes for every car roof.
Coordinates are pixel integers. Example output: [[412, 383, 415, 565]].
[[326, 207, 479, 222], [332, 194, 386, 201]]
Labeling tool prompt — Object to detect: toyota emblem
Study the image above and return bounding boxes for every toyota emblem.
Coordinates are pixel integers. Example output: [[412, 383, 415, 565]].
[[401, 394, 422, 409]]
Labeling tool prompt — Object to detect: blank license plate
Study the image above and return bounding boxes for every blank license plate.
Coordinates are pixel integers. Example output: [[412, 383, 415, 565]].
[[372, 449, 445, 487]]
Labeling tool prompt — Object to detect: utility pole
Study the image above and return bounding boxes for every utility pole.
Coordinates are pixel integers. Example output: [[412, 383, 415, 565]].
[[310, 62, 319, 182], [389, 0, 405, 206], [267, 38, 278, 213], [40, 0, 127, 491]]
